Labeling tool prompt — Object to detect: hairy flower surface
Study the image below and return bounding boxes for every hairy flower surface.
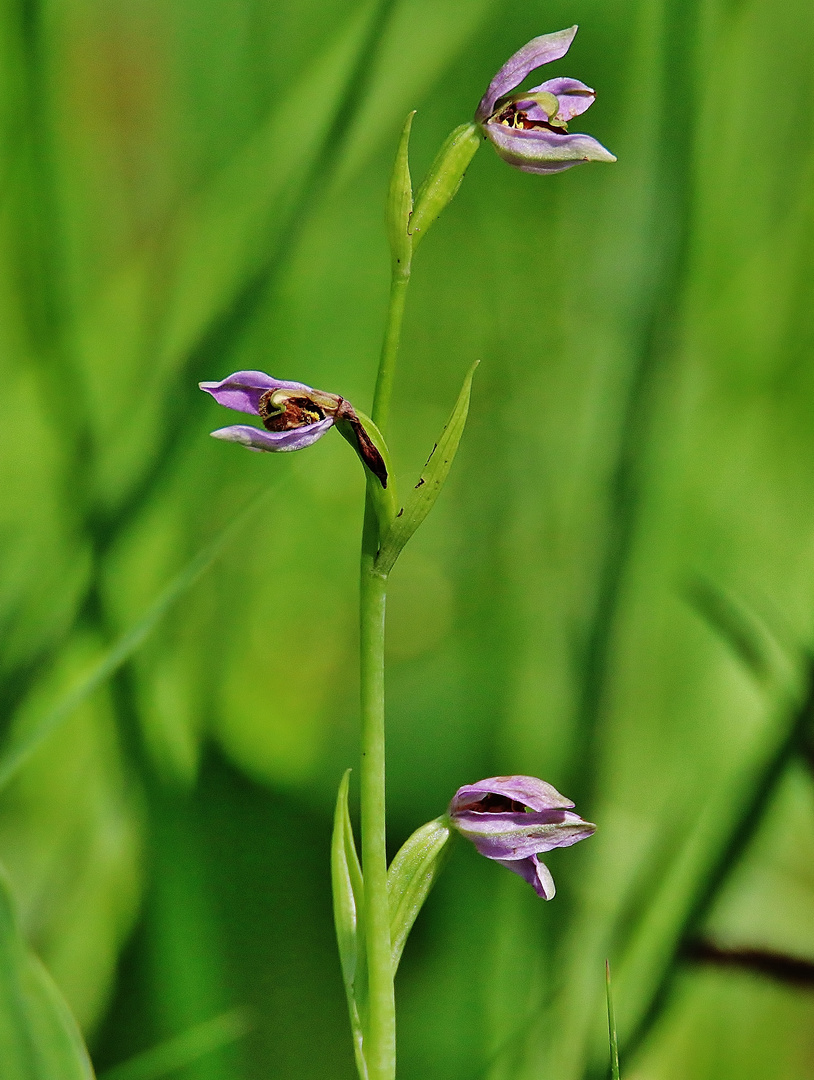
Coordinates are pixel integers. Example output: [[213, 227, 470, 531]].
[[475, 26, 615, 174], [200, 370, 387, 485], [449, 775, 595, 898]]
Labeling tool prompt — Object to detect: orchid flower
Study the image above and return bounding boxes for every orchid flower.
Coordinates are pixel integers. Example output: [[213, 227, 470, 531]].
[[476, 26, 616, 174], [449, 775, 595, 898], [200, 370, 387, 486]]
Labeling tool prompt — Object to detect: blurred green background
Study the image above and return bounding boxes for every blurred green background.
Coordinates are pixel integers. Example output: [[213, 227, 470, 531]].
[[2, 0, 814, 1076]]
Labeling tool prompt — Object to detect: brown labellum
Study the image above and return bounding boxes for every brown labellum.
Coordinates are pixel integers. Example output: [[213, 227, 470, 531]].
[[258, 390, 327, 432]]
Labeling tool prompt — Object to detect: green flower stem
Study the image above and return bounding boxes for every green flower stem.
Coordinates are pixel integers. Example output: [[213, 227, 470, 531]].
[[371, 266, 411, 434], [359, 521, 393, 1080], [359, 261, 410, 1080]]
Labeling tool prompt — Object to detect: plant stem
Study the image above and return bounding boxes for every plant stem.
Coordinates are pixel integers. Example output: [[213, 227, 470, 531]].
[[359, 519, 393, 1080], [358, 263, 410, 1080], [372, 268, 411, 433]]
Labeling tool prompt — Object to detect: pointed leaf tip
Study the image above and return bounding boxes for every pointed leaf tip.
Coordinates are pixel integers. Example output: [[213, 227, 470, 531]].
[[606, 959, 621, 1080], [331, 771, 368, 1079], [386, 111, 415, 273], [375, 361, 479, 575], [0, 868, 95, 1079]]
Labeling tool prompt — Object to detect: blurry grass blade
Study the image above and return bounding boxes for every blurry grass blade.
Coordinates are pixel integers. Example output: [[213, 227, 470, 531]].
[[157, 0, 389, 368], [24, 959, 96, 1079], [614, 661, 814, 1069], [98, 1010, 249, 1080], [685, 576, 772, 681], [0, 866, 94, 1079], [331, 770, 368, 1079], [409, 123, 480, 251], [331, 0, 494, 187], [605, 960, 620, 1080], [387, 817, 451, 972], [375, 361, 478, 575], [386, 112, 415, 272], [162, 0, 386, 362], [0, 485, 281, 792]]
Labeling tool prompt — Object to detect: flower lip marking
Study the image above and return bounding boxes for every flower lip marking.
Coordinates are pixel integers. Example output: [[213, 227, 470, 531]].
[[258, 390, 328, 432], [455, 792, 529, 814], [494, 104, 566, 133]]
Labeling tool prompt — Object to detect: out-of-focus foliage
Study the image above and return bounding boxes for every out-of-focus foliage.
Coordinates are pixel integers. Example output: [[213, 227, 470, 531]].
[[0, 867, 94, 1078], [1, 0, 814, 1077]]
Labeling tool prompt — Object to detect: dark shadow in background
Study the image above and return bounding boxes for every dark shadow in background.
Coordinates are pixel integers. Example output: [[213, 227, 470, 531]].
[[93, 748, 355, 1080]]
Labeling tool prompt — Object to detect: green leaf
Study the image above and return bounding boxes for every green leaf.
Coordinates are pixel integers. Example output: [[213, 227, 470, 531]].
[[409, 123, 480, 250], [330, 770, 368, 1080], [386, 112, 415, 275], [375, 360, 478, 576], [606, 960, 620, 1080], [0, 866, 94, 1079], [387, 817, 452, 973]]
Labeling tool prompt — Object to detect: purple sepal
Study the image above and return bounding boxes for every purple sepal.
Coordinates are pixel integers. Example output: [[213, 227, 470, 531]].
[[453, 808, 596, 859], [494, 855, 556, 900], [210, 420, 333, 452], [199, 370, 315, 415], [484, 124, 616, 174], [450, 775, 574, 813], [476, 26, 578, 120]]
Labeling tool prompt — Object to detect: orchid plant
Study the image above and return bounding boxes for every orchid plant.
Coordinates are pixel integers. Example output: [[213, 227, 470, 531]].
[[201, 28, 613, 1080]]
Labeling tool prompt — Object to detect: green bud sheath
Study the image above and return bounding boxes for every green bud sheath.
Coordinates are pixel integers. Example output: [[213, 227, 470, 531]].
[[409, 122, 480, 250], [386, 112, 415, 276]]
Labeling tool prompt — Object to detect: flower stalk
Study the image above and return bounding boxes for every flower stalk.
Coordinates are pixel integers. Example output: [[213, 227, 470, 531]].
[[355, 113, 416, 1080], [358, 539, 394, 1080], [371, 271, 411, 436], [357, 427, 398, 1080]]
